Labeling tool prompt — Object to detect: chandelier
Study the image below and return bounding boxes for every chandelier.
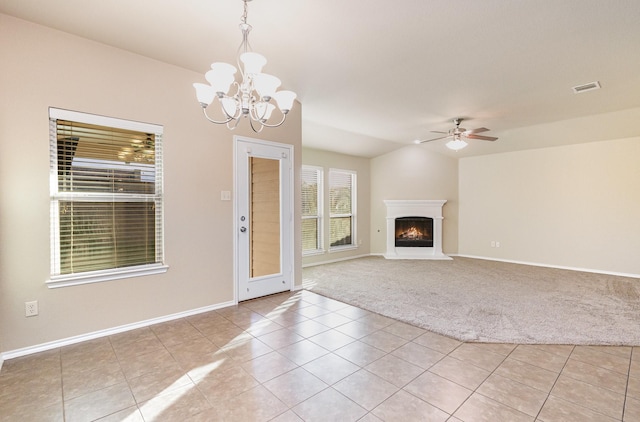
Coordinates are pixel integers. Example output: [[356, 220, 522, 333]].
[[193, 0, 296, 133]]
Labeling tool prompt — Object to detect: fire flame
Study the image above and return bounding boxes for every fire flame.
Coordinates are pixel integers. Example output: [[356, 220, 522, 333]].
[[398, 226, 426, 240]]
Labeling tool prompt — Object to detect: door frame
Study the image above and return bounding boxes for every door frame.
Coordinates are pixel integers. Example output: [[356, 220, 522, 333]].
[[233, 135, 294, 303]]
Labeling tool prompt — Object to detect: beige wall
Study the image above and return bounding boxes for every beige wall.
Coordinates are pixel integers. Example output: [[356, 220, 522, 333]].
[[301, 147, 371, 266], [0, 14, 302, 353], [459, 136, 640, 275], [370, 146, 459, 255]]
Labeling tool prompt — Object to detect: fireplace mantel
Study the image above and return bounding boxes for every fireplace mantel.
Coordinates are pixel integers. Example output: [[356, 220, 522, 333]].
[[384, 200, 451, 260]]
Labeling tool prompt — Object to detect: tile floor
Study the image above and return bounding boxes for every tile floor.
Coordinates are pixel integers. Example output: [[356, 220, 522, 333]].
[[1, 290, 638, 421]]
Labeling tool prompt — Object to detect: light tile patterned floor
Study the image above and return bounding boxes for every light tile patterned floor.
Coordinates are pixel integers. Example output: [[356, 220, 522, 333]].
[[1, 290, 638, 421]]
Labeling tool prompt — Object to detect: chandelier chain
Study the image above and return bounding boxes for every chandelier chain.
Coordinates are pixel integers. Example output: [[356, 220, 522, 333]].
[[241, 0, 249, 25]]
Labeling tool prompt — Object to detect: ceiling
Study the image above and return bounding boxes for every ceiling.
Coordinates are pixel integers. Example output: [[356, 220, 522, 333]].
[[2, 0, 640, 158]]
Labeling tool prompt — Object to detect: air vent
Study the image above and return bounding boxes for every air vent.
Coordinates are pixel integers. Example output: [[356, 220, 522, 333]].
[[572, 81, 601, 94]]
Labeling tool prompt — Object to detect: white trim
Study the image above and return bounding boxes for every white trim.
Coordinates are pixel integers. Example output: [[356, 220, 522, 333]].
[[49, 108, 165, 285], [454, 254, 640, 279], [302, 252, 640, 280], [383, 199, 450, 260], [49, 107, 162, 134], [302, 253, 372, 268], [0, 300, 235, 361], [47, 264, 169, 288], [234, 136, 295, 301]]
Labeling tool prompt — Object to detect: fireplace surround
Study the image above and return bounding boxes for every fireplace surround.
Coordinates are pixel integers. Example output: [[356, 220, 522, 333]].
[[384, 200, 451, 260]]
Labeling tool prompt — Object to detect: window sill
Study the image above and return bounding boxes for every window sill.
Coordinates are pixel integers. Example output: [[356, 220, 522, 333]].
[[47, 264, 169, 289]]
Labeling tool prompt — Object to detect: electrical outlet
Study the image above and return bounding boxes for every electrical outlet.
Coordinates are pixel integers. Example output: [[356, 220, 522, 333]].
[[25, 300, 38, 317]]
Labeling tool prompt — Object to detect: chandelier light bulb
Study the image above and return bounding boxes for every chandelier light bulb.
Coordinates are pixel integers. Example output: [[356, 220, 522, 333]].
[[193, 83, 215, 106], [273, 91, 297, 113], [240, 52, 267, 75], [206, 63, 237, 95], [253, 73, 281, 99]]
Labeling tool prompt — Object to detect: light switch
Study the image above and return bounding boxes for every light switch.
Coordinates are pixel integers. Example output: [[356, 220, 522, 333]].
[[221, 191, 231, 201]]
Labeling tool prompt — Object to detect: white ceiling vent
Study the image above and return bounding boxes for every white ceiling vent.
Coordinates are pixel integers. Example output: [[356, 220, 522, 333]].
[[572, 81, 601, 94]]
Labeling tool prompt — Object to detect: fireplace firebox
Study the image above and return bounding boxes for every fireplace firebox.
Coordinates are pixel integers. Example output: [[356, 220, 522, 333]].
[[395, 217, 433, 247]]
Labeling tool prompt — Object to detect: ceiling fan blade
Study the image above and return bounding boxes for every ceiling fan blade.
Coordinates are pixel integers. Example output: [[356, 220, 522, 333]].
[[419, 135, 449, 143], [466, 134, 498, 141], [430, 130, 448, 134], [464, 127, 489, 134]]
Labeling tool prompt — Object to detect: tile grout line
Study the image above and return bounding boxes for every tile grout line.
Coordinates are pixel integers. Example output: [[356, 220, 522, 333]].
[[14, 291, 634, 421], [531, 344, 574, 422], [621, 347, 634, 422], [382, 340, 455, 418], [58, 348, 67, 422], [443, 343, 518, 421]]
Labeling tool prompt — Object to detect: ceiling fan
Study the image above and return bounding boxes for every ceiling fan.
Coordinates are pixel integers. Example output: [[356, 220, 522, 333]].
[[417, 118, 498, 151]]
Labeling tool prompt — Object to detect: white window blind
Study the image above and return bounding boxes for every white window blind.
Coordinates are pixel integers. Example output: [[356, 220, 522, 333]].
[[301, 166, 323, 253], [329, 169, 356, 248], [48, 108, 166, 287]]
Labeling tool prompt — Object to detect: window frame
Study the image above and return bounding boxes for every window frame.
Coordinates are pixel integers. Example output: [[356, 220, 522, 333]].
[[328, 168, 357, 252], [47, 108, 168, 288], [301, 165, 324, 256]]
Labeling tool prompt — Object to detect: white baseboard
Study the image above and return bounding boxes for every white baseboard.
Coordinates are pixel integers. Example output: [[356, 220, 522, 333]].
[[6, 255, 632, 363], [0, 300, 235, 362], [453, 254, 640, 279], [302, 253, 372, 268], [302, 252, 640, 279]]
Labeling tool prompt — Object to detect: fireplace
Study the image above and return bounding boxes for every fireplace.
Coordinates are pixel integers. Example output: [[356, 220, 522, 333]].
[[384, 200, 451, 260], [395, 217, 433, 247]]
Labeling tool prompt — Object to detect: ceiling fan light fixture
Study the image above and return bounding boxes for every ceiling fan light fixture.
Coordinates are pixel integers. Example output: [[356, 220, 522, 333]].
[[419, 117, 497, 149], [446, 136, 468, 151]]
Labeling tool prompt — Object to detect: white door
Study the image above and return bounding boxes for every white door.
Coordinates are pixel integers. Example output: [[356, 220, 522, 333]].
[[235, 137, 293, 302]]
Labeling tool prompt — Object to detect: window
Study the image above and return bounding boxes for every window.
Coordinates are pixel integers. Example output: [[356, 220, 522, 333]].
[[48, 108, 167, 288], [301, 166, 323, 254], [329, 169, 356, 249]]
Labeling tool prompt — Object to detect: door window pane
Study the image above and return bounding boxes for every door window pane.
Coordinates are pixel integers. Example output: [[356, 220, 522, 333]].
[[250, 157, 281, 278]]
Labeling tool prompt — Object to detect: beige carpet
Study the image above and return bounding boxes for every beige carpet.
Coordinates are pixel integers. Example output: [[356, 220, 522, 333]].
[[302, 256, 640, 345]]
